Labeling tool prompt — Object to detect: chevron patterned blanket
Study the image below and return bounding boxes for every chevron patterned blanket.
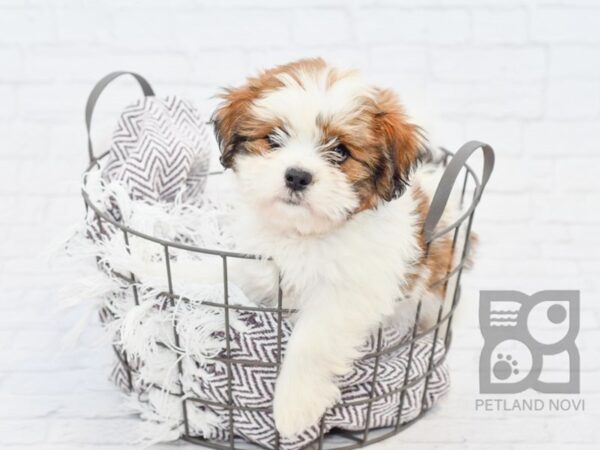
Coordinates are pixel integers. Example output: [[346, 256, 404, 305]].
[[99, 290, 449, 449], [186, 309, 450, 450], [103, 95, 212, 203], [99, 284, 449, 449], [74, 97, 450, 446], [75, 167, 450, 448]]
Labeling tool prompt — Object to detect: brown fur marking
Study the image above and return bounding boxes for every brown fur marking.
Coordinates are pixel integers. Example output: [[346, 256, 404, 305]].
[[409, 185, 455, 300]]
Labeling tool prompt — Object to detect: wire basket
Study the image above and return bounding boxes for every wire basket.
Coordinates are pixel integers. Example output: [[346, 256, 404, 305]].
[[80, 73, 494, 450]]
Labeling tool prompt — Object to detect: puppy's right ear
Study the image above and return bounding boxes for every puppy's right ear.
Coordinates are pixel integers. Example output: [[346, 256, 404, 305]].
[[373, 88, 424, 201], [211, 85, 254, 169]]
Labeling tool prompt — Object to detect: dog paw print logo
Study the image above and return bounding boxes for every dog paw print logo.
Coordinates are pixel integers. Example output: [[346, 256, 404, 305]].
[[479, 290, 580, 394]]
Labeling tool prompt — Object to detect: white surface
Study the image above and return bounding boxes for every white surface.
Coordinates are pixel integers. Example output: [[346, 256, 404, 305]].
[[0, 0, 599, 449]]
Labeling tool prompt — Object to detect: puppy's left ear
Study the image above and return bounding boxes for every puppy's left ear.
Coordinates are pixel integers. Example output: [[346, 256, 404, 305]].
[[211, 85, 254, 169], [374, 88, 424, 201]]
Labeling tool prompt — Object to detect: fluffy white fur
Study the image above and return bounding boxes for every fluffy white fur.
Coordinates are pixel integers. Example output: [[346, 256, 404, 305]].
[[159, 165, 450, 437], [219, 64, 457, 436], [130, 64, 459, 437]]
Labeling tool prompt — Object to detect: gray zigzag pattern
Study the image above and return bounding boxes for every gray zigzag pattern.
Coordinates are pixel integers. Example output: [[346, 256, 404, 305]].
[[186, 309, 449, 450], [102, 297, 449, 449], [103, 95, 211, 203]]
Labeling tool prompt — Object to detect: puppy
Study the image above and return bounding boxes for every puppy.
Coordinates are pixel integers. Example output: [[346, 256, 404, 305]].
[[206, 58, 460, 437]]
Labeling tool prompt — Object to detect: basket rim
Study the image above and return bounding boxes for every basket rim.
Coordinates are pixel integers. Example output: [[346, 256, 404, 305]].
[[81, 147, 482, 260]]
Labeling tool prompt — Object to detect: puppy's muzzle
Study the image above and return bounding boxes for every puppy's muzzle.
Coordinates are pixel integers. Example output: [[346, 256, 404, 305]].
[[285, 167, 313, 192]]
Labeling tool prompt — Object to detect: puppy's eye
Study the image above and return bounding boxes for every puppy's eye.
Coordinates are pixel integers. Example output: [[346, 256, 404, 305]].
[[266, 135, 279, 150], [333, 144, 349, 162]]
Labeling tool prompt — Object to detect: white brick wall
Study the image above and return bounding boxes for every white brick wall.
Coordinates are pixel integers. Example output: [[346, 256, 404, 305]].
[[1, 1, 598, 449]]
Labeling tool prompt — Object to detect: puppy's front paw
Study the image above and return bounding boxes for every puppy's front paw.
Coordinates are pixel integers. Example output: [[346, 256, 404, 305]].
[[273, 370, 340, 438]]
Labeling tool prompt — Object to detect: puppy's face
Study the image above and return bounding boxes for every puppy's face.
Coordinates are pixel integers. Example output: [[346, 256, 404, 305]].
[[212, 58, 422, 236]]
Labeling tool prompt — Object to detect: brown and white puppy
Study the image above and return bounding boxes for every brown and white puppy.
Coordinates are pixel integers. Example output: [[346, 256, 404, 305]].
[[209, 58, 457, 437]]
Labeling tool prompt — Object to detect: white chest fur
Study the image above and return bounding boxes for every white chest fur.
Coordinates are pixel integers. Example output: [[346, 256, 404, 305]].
[[235, 186, 423, 315]]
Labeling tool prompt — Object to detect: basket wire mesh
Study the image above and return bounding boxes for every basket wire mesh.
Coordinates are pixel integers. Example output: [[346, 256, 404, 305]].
[[81, 72, 494, 450]]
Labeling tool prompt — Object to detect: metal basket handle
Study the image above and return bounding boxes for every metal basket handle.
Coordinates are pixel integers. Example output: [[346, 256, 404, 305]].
[[423, 140, 495, 244], [85, 71, 155, 163]]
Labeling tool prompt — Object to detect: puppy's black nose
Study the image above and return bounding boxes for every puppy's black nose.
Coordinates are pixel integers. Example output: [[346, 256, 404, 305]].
[[285, 167, 313, 191]]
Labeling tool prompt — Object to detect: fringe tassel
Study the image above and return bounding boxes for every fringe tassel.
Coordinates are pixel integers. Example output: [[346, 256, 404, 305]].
[[55, 165, 248, 443]]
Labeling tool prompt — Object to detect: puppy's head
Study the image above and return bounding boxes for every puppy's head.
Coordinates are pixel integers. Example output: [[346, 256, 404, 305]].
[[212, 58, 423, 235]]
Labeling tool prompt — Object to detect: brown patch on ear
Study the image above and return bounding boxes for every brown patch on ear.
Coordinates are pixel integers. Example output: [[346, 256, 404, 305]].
[[211, 57, 330, 169], [211, 84, 257, 169], [373, 88, 423, 201], [315, 87, 423, 212]]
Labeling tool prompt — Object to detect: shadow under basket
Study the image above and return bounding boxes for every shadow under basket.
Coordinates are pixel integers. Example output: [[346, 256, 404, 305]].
[[81, 72, 495, 450]]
